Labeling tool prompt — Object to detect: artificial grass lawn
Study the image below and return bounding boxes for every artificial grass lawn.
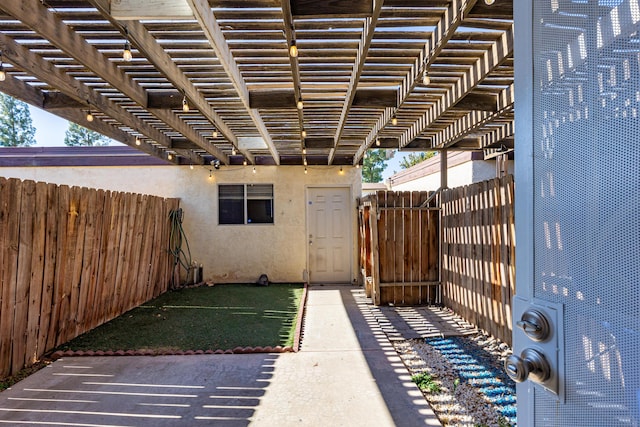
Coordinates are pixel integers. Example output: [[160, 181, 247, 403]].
[[56, 283, 304, 353]]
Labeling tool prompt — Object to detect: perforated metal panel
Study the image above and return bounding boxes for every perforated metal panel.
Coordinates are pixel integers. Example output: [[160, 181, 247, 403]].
[[531, 0, 640, 425]]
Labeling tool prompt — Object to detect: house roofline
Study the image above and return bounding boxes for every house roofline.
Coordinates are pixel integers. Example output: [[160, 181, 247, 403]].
[[0, 146, 171, 167]]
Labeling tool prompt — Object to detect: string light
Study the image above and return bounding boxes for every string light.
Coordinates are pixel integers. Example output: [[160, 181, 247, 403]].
[[484, 0, 495, 4], [167, 153, 173, 160], [422, 69, 430, 85], [86, 109, 94, 122], [339, 166, 344, 175], [212, 129, 218, 138], [296, 97, 303, 110], [243, 158, 248, 166], [289, 40, 298, 58], [231, 147, 237, 155], [391, 115, 398, 126], [182, 95, 189, 112], [0, 52, 6, 82], [375, 137, 381, 147], [301, 129, 307, 138], [252, 166, 257, 174], [190, 164, 194, 170], [135, 136, 141, 146], [303, 157, 308, 166], [123, 41, 132, 62], [304, 167, 308, 174], [302, 146, 307, 155]]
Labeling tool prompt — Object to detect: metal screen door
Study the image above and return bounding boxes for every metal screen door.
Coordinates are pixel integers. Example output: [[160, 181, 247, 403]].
[[514, 1, 640, 425]]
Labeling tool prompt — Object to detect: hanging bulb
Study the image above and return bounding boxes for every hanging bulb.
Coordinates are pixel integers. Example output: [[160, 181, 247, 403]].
[[167, 153, 173, 160], [86, 110, 94, 122], [135, 136, 141, 146], [0, 64, 5, 82], [190, 164, 194, 170], [391, 116, 398, 126], [289, 41, 298, 58], [296, 97, 303, 110], [484, 0, 495, 4], [304, 167, 308, 174], [302, 146, 307, 155], [212, 129, 218, 138], [339, 166, 344, 175], [356, 163, 360, 169], [243, 158, 248, 166], [182, 96, 189, 112], [252, 166, 257, 174], [231, 147, 237, 155], [123, 40, 132, 61], [422, 69, 430, 85], [303, 157, 308, 166], [301, 129, 307, 138], [375, 137, 381, 147]]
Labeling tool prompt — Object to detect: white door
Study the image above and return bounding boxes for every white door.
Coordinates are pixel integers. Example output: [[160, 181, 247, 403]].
[[306, 187, 351, 284], [513, 2, 640, 425]]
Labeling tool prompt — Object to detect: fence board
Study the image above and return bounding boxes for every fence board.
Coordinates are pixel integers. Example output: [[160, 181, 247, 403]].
[[441, 176, 515, 345], [0, 178, 178, 378]]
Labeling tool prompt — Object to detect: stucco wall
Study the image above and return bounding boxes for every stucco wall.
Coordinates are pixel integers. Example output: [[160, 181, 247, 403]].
[[1, 165, 361, 284]]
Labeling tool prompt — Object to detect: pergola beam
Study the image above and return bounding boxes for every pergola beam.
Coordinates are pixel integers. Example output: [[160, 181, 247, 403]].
[[186, 0, 280, 165], [330, 0, 384, 164]]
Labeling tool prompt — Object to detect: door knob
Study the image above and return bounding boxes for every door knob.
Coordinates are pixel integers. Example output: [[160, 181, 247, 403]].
[[505, 348, 551, 384]]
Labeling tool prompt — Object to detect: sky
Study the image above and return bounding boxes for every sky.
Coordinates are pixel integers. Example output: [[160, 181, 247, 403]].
[[28, 104, 405, 180]]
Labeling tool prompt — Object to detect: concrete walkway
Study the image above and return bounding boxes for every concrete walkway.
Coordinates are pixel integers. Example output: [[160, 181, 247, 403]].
[[0, 285, 441, 426]]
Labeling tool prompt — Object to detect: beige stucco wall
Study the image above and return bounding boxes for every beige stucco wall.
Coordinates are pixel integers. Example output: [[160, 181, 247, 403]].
[[1, 165, 361, 284]]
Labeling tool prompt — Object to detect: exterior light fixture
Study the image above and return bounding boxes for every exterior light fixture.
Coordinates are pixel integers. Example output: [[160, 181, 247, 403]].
[[86, 110, 94, 122], [391, 115, 398, 126], [296, 97, 303, 110], [289, 41, 298, 58], [182, 95, 189, 112], [422, 69, 430, 86], [123, 40, 132, 61], [135, 136, 141, 146], [339, 166, 344, 175], [356, 163, 360, 169]]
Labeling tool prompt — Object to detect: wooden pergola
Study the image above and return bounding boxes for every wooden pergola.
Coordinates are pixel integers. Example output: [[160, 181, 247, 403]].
[[0, 0, 513, 167]]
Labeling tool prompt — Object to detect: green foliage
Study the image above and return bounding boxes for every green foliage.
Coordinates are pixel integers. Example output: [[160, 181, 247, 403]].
[[0, 93, 36, 147], [399, 151, 437, 169], [64, 122, 110, 146], [411, 372, 442, 394], [362, 149, 389, 183]]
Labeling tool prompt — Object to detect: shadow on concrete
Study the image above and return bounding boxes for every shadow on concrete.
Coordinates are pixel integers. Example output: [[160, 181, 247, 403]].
[[0, 353, 277, 426]]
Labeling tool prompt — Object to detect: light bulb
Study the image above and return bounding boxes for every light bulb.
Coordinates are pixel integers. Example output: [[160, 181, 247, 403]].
[[302, 147, 307, 155], [356, 163, 360, 169], [339, 166, 344, 175], [296, 98, 303, 110], [231, 147, 237, 155], [289, 42, 298, 58], [484, 0, 495, 4], [304, 167, 308, 174], [135, 136, 141, 146], [301, 129, 307, 138], [182, 96, 189, 112], [167, 153, 173, 160], [422, 69, 430, 85], [243, 158, 247, 166], [123, 41, 132, 61], [375, 138, 380, 147], [0, 65, 5, 82], [190, 164, 194, 170], [303, 158, 308, 166], [252, 166, 256, 174], [391, 116, 398, 126], [212, 129, 218, 138], [86, 111, 94, 122]]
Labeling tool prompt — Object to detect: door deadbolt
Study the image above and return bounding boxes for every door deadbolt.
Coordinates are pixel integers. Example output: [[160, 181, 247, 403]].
[[516, 309, 551, 342], [505, 348, 551, 384]]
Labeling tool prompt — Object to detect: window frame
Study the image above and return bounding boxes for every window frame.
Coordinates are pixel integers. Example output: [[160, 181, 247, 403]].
[[218, 183, 274, 225]]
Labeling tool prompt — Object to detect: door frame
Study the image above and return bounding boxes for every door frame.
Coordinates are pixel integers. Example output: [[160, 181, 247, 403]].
[[305, 185, 355, 284]]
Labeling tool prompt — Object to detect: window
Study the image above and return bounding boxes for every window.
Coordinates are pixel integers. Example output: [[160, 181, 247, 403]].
[[218, 184, 274, 224]]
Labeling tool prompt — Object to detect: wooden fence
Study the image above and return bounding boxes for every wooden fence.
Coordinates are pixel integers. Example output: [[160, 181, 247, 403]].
[[441, 175, 516, 345], [358, 191, 439, 305], [0, 177, 179, 377]]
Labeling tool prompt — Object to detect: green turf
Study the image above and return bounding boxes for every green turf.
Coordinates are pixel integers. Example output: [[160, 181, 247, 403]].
[[56, 283, 304, 352]]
